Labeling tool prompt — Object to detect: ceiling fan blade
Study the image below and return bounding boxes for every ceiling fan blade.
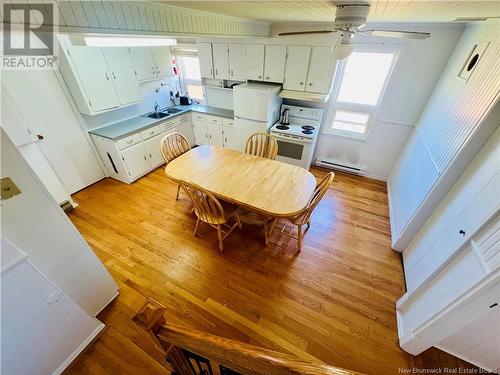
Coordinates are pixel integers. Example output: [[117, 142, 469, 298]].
[[278, 30, 334, 36], [362, 29, 431, 39]]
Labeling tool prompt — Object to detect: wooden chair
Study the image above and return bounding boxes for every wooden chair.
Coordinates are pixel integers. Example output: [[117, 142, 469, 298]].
[[160, 132, 191, 200], [245, 132, 278, 160], [180, 181, 241, 253], [268, 172, 334, 251]]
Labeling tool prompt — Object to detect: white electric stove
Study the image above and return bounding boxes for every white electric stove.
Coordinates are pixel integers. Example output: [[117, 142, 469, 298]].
[[269, 104, 323, 169]]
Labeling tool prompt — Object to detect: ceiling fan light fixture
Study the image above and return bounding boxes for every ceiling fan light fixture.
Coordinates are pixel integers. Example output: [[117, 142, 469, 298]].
[[334, 40, 354, 60]]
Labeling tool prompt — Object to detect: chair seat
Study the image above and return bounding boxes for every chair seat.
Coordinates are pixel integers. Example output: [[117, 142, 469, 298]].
[[194, 199, 239, 225]]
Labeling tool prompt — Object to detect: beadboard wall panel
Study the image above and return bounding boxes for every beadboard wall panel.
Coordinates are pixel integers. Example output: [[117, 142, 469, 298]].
[[388, 21, 500, 250], [2, 1, 270, 37]]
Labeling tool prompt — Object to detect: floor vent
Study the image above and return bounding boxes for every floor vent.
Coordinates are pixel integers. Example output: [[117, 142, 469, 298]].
[[315, 158, 366, 176]]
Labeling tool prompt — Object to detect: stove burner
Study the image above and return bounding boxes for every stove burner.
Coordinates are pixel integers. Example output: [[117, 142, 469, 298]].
[[302, 130, 313, 135], [301, 125, 315, 131], [276, 125, 289, 130]]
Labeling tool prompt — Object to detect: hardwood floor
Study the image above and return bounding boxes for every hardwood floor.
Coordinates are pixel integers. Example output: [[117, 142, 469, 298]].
[[65, 166, 481, 375]]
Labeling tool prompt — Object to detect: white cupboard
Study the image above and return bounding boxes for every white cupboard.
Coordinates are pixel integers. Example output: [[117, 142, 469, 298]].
[[66, 46, 120, 113], [212, 43, 229, 80], [245, 44, 265, 81], [208, 122, 224, 146], [121, 142, 151, 179], [306, 46, 335, 94], [284, 46, 311, 91], [130, 47, 156, 81], [102, 48, 141, 105], [228, 43, 246, 81], [264, 45, 287, 83], [198, 42, 214, 78], [191, 112, 236, 148], [143, 134, 165, 168], [151, 46, 174, 78]]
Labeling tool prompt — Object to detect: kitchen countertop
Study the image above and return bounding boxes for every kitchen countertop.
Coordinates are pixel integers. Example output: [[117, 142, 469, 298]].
[[89, 104, 234, 140]]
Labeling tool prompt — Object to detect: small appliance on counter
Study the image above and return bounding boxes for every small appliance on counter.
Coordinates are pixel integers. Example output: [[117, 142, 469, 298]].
[[180, 95, 192, 105], [269, 104, 324, 170]]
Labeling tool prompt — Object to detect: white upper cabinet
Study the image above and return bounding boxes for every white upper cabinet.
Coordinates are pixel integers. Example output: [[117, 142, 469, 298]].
[[198, 42, 214, 78], [130, 47, 156, 81], [284, 46, 311, 91], [151, 47, 173, 79], [102, 48, 141, 106], [245, 44, 265, 81], [212, 43, 229, 80], [264, 45, 287, 83], [66, 46, 119, 113], [228, 44, 246, 81], [306, 46, 335, 94]]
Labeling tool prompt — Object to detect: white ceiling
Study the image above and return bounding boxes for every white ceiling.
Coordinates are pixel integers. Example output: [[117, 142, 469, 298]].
[[162, 1, 500, 23]]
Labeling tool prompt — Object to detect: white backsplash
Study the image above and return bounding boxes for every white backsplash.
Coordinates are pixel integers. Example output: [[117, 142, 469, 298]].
[[82, 77, 181, 130]]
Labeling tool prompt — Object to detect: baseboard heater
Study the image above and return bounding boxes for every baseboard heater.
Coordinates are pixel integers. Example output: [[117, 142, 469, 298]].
[[315, 158, 366, 176]]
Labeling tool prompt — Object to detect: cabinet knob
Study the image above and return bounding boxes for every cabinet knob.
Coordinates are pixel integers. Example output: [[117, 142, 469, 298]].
[[309, 83, 313, 86], [266, 76, 270, 80], [300, 82, 303, 85], [258, 75, 262, 79], [36, 134, 44, 141], [459, 229, 466, 236], [105, 73, 110, 80]]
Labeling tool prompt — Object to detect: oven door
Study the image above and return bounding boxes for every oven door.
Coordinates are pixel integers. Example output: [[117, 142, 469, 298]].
[[272, 133, 313, 169]]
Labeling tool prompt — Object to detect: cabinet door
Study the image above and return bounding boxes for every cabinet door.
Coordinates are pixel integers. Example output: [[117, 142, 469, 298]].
[[130, 47, 156, 81], [212, 43, 229, 80], [246, 44, 265, 81], [264, 45, 287, 83], [222, 126, 236, 149], [208, 123, 224, 147], [102, 48, 141, 106], [177, 118, 195, 146], [151, 47, 173, 78], [306, 46, 334, 94], [228, 43, 246, 81], [198, 43, 214, 78], [143, 134, 164, 168], [67, 46, 119, 112], [193, 121, 208, 145], [284, 46, 311, 91], [121, 142, 150, 180]]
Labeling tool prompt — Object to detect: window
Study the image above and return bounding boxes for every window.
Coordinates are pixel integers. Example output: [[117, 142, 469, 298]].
[[176, 55, 204, 102], [325, 48, 397, 139]]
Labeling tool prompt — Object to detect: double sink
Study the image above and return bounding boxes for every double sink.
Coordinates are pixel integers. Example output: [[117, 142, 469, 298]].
[[144, 107, 182, 119]]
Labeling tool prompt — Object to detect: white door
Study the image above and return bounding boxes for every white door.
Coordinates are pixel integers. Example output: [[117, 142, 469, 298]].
[[197, 42, 214, 78], [102, 48, 141, 105], [246, 44, 265, 81], [2, 70, 105, 194], [222, 126, 237, 149], [264, 45, 287, 83], [151, 47, 173, 78], [1, 129, 118, 315], [177, 122, 195, 146], [284, 46, 311, 91], [143, 134, 164, 168], [193, 121, 208, 145], [208, 123, 224, 147], [306, 46, 335, 94], [228, 43, 246, 81], [212, 43, 229, 80], [67, 46, 119, 112], [130, 47, 156, 81], [121, 142, 150, 179]]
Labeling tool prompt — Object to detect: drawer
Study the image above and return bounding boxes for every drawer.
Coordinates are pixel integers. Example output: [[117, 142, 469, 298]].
[[207, 115, 222, 125], [222, 118, 235, 127], [178, 113, 191, 124], [160, 120, 178, 133], [192, 113, 206, 122], [140, 125, 161, 140], [116, 133, 142, 150]]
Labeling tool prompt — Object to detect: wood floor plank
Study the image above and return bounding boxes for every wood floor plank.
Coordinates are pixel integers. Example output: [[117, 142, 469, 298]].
[[65, 166, 484, 375]]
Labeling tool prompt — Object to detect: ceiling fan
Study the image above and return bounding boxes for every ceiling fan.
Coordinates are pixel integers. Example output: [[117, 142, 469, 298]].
[[278, 3, 431, 58]]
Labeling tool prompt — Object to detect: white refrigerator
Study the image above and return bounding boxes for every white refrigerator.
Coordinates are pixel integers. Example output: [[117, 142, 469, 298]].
[[233, 83, 282, 151]]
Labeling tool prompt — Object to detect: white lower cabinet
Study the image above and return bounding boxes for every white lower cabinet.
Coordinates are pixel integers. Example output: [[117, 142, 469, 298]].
[[121, 142, 151, 180], [193, 120, 208, 145], [222, 125, 236, 149], [208, 123, 224, 146], [143, 134, 164, 168]]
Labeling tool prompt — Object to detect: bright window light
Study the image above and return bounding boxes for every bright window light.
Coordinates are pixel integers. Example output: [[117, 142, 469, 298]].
[[177, 55, 204, 102], [332, 110, 370, 134], [85, 37, 177, 47], [338, 52, 395, 106]]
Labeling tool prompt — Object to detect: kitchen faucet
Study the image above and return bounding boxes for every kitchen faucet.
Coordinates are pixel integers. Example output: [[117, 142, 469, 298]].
[[154, 102, 159, 112]]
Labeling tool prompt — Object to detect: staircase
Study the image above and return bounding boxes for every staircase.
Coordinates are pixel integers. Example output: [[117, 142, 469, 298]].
[[133, 298, 364, 375]]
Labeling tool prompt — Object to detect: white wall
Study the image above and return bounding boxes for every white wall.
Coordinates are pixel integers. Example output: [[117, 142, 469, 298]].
[[314, 23, 464, 180]]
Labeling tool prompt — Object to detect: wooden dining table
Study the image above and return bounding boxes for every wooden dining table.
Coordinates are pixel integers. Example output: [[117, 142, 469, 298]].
[[164, 145, 317, 218]]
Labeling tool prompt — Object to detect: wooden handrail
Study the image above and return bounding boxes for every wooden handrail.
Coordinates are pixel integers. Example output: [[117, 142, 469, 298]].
[[134, 299, 365, 375]]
